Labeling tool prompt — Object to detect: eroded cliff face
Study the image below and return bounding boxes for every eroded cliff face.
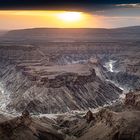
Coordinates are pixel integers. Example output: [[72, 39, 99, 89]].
[[0, 60, 122, 114], [0, 43, 124, 114]]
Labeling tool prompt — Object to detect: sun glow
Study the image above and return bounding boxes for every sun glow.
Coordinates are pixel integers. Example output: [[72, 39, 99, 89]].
[[0, 10, 100, 29], [57, 12, 82, 22]]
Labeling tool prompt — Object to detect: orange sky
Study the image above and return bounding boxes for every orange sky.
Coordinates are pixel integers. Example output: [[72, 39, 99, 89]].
[[0, 10, 140, 30], [0, 10, 107, 30]]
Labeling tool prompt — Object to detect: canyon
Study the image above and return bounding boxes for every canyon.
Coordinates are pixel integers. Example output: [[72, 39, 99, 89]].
[[0, 27, 140, 139]]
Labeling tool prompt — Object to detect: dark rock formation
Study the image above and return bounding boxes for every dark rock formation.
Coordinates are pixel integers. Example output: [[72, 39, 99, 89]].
[[0, 111, 64, 140], [84, 110, 95, 123], [125, 90, 140, 110]]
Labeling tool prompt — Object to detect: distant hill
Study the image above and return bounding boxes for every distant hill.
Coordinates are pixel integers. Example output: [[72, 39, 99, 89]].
[[3, 26, 140, 42], [111, 26, 140, 33], [0, 31, 7, 37]]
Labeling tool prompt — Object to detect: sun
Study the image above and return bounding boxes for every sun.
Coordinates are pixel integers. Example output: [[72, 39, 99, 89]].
[[57, 12, 82, 22]]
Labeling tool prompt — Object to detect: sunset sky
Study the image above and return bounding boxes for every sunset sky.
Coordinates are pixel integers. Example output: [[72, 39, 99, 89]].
[[0, 1, 140, 30]]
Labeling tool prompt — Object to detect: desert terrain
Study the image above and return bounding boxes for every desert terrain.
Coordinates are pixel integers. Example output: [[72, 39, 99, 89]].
[[0, 27, 140, 140]]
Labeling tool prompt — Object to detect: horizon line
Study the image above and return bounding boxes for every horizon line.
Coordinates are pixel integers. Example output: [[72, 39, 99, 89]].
[[1, 25, 140, 31]]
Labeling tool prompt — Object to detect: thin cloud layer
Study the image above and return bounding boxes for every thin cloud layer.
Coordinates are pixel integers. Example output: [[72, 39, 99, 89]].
[[116, 3, 140, 8]]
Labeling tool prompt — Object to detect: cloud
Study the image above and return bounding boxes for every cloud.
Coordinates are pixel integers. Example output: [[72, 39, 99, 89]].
[[116, 3, 140, 8]]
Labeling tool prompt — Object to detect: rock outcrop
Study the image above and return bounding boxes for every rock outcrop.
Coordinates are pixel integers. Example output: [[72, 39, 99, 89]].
[[0, 111, 64, 140], [125, 90, 140, 110], [84, 110, 95, 123]]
